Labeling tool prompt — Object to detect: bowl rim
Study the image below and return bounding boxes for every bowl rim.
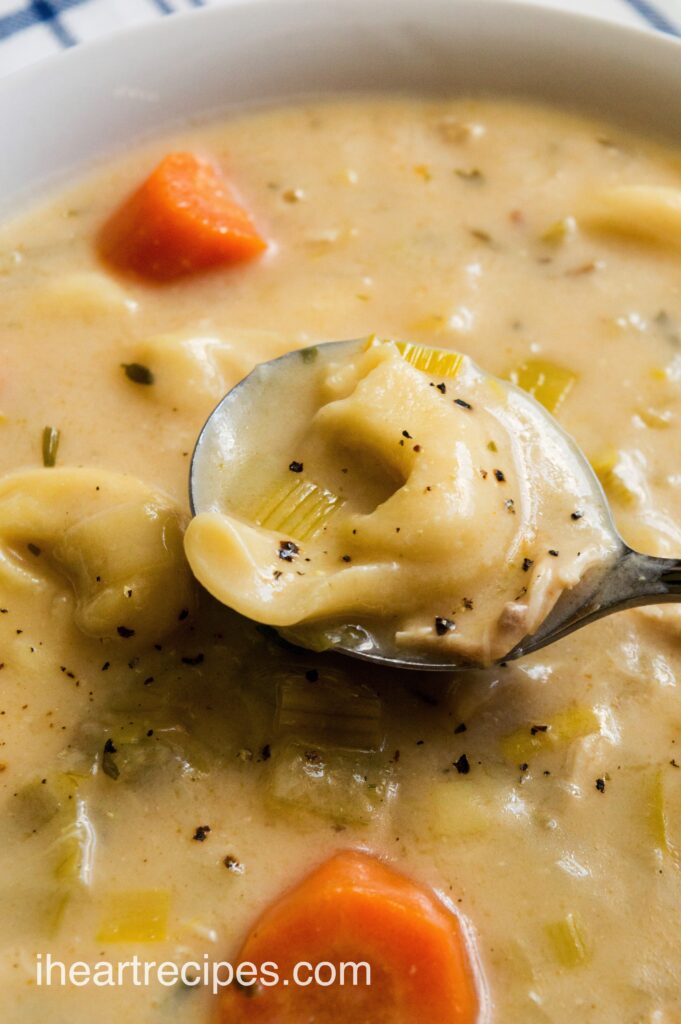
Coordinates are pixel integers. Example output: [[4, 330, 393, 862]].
[[2, 0, 681, 216], [1, 0, 679, 98]]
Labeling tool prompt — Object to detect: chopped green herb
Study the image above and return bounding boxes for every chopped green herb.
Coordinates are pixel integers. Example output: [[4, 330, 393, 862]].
[[455, 168, 485, 183], [42, 426, 60, 467], [300, 346, 319, 363], [181, 653, 205, 667], [122, 362, 154, 386], [102, 738, 119, 780]]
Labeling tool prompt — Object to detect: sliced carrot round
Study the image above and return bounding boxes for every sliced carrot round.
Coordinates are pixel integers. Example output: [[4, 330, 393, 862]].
[[99, 152, 266, 281], [219, 850, 479, 1024]]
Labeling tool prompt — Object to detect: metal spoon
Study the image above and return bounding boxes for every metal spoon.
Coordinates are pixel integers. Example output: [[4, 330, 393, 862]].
[[189, 340, 681, 671]]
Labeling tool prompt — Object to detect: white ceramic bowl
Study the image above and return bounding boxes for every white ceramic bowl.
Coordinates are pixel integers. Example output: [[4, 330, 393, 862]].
[[1, 0, 680, 217]]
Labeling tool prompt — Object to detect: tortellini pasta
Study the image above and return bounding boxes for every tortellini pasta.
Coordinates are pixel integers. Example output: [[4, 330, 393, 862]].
[[580, 185, 681, 251], [128, 327, 291, 414], [35, 271, 138, 319], [0, 468, 194, 643]]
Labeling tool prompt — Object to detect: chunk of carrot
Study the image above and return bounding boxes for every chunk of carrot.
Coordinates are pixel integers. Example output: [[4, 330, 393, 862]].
[[99, 152, 266, 281], [219, 850, 479, 1023]]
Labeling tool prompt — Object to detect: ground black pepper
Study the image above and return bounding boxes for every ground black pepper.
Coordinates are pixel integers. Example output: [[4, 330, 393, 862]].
[[435, 616, 455, 636]]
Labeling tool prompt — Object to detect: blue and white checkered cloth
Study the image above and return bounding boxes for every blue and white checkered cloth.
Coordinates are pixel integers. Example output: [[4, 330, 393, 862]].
[[0, 0, 679, 77]]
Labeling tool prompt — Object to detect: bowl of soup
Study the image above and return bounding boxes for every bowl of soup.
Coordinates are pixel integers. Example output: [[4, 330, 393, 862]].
[[1, 2, 681, 1021]]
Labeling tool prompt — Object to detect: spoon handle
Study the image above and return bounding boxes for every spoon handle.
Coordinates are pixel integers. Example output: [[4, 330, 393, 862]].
[[512, 549, 681, 659], [557, 549, 681, 630], [610, 549, 681, 605]]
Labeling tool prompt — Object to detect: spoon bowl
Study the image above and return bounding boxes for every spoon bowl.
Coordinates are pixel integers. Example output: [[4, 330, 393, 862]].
[[189, 340, 681, 671]]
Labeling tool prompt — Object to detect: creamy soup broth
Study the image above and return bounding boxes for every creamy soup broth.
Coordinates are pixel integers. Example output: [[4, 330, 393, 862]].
[[0, 97, 680, 1023]]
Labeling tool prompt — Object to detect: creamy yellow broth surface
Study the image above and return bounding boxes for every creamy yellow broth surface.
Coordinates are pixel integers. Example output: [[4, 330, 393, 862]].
[[0, 97, 681, 1023]]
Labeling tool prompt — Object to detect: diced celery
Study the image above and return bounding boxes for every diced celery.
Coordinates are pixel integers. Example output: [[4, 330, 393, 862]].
[[103, 734, 196, 784], [96, 890, 170, 943], [414, 163, 433, 181], [501, 706, 600, 764], [52, 795, 96, 886], [545, 913, 590, 967], [252, 477, 344, 540], [45, 891, 71, 939], [650, 767, 681, 860], [12, 773, 95, 936], [275, 671, 383, 751], [265, 739, 392, 827], [637, 406, 673, 429], [590, 449, 642, 506], [11, 773, 79, 834], [540, 217, 576, 245], [508, 359, 577, 413], [82, 715, 209, 782], [427, 779, 496, 839], [393, 340, 464, 378]]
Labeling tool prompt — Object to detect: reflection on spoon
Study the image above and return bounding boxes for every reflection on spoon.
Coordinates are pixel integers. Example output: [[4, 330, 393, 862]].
[[186, 338, 681, 671]]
